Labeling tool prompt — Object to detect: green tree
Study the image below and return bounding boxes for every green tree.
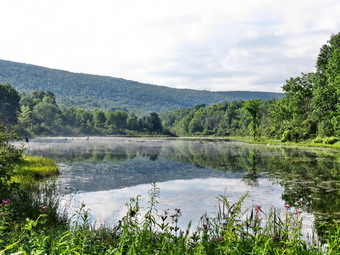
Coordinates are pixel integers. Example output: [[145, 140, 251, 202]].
[[93, 110, 106, 128], [313, 32, 340, 137], [0, 83, 21, 125], [21, 90, 57, 109], [33, 102, 61, 127], [18, 105, 33, 130], [270, 73, 316, 141], [112, 111, 128, 129], [127, 114, 139, 130], [75, 109, 93, 130], [188, 117, 203, 134], [147, 112, 163, 133], [243, 99, 262, 140]]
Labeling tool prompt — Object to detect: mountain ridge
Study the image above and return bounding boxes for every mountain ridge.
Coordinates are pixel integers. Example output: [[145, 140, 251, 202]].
[[0, 59, 283, 114]]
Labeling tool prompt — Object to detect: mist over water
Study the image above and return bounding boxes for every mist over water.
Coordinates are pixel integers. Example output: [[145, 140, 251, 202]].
[[17, 137, 339, 235]]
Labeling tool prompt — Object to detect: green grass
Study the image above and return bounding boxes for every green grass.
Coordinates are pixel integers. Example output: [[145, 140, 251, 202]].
[[225, 136, 340, 150], [1, 184, 339, 254], [11, 156, 59, 186]]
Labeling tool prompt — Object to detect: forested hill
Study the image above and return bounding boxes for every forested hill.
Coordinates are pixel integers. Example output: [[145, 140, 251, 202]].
[[0, 59, 283, 113]]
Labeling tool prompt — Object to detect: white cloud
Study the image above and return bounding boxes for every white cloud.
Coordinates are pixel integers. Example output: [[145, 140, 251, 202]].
[[0, 0, 339, 92]]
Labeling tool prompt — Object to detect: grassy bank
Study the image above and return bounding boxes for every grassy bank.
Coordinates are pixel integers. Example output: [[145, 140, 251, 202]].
[[226, 136, 340, 150], [11, 155, 59, 187]]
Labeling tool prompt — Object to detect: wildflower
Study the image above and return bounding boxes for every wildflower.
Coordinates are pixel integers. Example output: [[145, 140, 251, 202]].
[[1, 199, 11, 207], [273, 235, 280, 242], [215, 236, 223, 242], [255, 205, 262, 213], [39, 205, 48, 213], [295, 209, 302, 215], [284, 205, 291, 210], [254, 205, 262, 222]]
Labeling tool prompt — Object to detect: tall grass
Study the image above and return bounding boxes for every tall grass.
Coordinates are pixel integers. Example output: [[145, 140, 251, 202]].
[[1, 183, 339, 254], [11, 155, 59, 187]]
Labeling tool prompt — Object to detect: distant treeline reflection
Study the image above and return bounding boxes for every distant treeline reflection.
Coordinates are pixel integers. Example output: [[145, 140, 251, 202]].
[[29, 140, 339, 238]]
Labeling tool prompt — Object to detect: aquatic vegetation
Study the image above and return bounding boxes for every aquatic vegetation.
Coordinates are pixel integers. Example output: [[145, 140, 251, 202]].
[[11, 155, 59, 187], [1, 184, 338, 254]]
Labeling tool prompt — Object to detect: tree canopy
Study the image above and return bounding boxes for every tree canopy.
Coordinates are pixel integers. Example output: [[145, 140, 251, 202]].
[[0, 83, 20, 125]]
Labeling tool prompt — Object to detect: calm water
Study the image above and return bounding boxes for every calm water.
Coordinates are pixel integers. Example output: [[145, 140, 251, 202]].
[[21, 137, 339, 235]]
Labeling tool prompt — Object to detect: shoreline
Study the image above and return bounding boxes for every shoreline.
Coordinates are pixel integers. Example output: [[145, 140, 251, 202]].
[[20, 135, 340, 151]]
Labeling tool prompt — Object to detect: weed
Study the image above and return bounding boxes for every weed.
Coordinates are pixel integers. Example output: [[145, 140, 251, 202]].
[[1, 184, 339, 254]]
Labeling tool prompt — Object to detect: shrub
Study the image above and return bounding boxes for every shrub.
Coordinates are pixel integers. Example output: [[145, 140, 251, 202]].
[[323, 136, 338, 144], [281, 130, 292, 142], [313, 137, 323, 143]]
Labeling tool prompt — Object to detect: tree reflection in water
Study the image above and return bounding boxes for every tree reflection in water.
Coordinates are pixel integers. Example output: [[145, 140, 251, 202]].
[[24, 137, 339, 238]]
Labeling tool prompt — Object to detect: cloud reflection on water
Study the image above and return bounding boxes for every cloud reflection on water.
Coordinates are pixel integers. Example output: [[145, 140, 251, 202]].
[[17, 137, 335, 237], [62, 177, 313, 235]]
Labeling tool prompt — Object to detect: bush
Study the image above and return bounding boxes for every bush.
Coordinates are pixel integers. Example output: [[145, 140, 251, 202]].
[[281, 130, 294, 142], [0, 124, 22, 197], [313, 137, 323, 143], [323, 136, 338, 144]]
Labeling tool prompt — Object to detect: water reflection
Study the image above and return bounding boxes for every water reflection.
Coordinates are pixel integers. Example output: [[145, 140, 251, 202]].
[[64, 178, 297, 232], [21, 137, 339, 237]]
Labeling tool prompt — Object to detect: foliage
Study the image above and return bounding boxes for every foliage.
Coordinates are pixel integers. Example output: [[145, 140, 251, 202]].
[[1, 185, 338, 254], [161, 100, 271, 138], [270, 33, 340, 141], [11, 89, 167, 136], [243, 99, 262, 140], [0, 123, 22, 198], [11, 156, 59, 187], [313, 33, 340, 137], [0, 83, 21, 125], [269, 73, 316, 141], [1, 33, 339, 143], [323, 136, 338, 145], [161, 33, 340, 143], [0, 59, 283, 114]]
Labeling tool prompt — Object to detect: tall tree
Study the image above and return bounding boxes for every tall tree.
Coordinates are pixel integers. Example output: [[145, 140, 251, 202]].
[[0, 83, 21, 125], [147, 112, 163, 133], [18, 105, 33, 130], [127, 114, 139, 130], [93, 110, 106, 128], [112, 111, 128, 129], [270, 73, 316, 141], [243, 99, 262, 140], [313, 32, 340, 137]]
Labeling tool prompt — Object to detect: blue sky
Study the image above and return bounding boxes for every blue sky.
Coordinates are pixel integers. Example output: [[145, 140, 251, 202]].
[[0, 0, 339, 92]]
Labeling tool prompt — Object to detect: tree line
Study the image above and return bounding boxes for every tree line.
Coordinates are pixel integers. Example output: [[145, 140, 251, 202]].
[[0, 33, 339, 141], [0, 86, 165, 136], [162, 33, 339, 143]]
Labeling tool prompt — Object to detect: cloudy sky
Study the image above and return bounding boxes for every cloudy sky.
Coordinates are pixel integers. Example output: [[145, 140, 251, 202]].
[[0, 0, 339, 92]]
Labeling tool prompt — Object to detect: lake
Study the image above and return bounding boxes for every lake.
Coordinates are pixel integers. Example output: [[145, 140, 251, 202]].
[[21, 137, 339, 237]]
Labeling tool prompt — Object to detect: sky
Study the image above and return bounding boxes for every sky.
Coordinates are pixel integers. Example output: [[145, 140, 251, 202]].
[[0, 0, 339, 92]]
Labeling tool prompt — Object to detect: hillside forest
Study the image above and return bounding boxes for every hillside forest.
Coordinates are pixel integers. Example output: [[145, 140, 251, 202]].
[[0, 33, 339, 142], [0, 59, 283, 115]]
